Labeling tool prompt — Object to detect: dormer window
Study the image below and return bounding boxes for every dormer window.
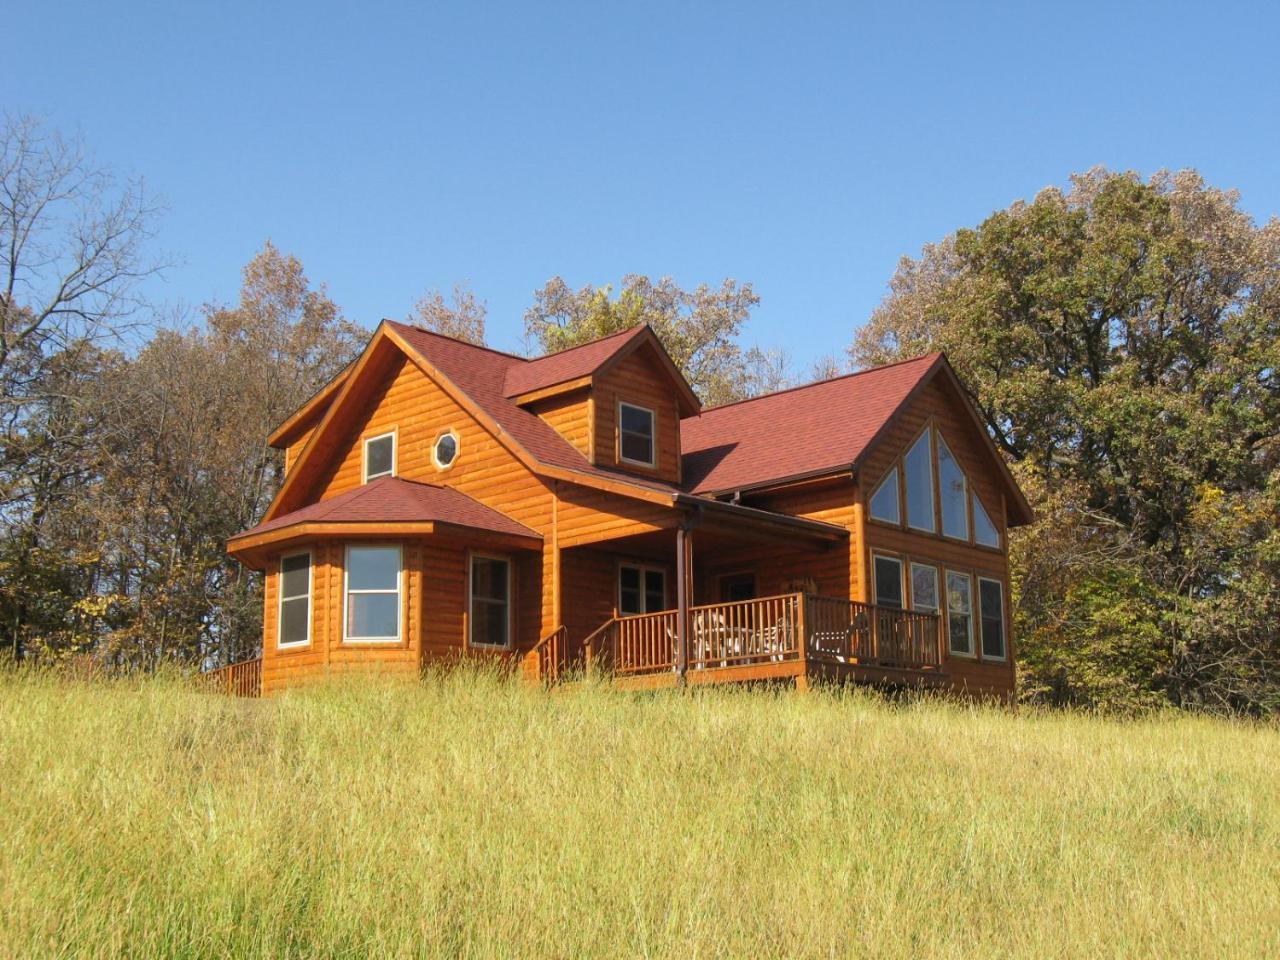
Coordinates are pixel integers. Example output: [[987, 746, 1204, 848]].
[[363, 431, 396, 482], [618, 402, 655, 467]]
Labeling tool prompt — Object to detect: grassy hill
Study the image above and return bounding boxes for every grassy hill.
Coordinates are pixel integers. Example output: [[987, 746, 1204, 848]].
[[1, 668, 1277, 958]]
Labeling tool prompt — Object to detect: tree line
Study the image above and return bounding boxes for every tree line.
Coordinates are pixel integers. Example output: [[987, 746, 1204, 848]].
[[2, 116, 1276, 711]]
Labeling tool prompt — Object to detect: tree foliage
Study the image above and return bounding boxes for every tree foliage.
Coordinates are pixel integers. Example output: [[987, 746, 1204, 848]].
[[855, 168, 1280, 712], [523, 275, 779, 406], [0, 240, 362, 668]]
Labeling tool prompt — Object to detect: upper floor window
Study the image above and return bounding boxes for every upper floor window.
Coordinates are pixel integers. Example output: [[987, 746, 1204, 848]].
[[869, 469, 900, 524], [869, 423, 1002, 551], [903, 430, 935, 533], [363, 432, 396, 482], [973, 494, 1000, 548], [618, 402, 655, 467], [937, 436, 968, 541], [433, 430, 459, 470], [344, 545, 401, 643], [469, 554, 511, 648], [278, 552, 312, 649]]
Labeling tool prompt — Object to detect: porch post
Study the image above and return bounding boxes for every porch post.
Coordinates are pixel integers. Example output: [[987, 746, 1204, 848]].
[[676, 525, 691, 683]]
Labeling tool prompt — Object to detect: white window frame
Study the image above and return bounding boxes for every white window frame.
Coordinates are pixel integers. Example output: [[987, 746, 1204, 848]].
[[936, 433, 970, 542], [343, 544, 403, 644], [432, 429, 460, 471], [871, 553, 905, 609], [978, 576, 1008, 661], [903, 427, 937, 534], [945, 569, 975, 658], [468, 552, 513, 650], [909, 562, 940, 614], [277, 550, 313, 650], [618, 562, 667, 615], [868, 466, 901, 525], [362, 430, 397, 483], [617, 401, 657, 468]]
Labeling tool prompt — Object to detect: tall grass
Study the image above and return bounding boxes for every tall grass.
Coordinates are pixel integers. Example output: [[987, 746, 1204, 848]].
[[1, 667, 1277, 959]]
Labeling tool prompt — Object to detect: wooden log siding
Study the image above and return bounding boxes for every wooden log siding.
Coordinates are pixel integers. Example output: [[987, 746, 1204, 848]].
[[856, 376, 1016, 696], [593, 348, 683, 484]]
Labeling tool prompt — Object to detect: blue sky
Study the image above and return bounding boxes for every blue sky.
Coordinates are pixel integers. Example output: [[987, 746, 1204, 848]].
[[6, 1, 1279, 369]]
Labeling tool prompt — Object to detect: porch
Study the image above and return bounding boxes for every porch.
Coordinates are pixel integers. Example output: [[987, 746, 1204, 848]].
[[531, 592, 946, 689]]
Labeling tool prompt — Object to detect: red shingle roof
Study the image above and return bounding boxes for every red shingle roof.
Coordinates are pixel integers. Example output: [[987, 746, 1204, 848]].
[[680, 354, 943, 495], [233, 476, 540, 541], [386, 320, 682, 495], [502, 326, 647, 397]]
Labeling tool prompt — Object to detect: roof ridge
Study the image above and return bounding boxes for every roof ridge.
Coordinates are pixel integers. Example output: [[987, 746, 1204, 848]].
[[386, 319, 530, 363], [690, 352, 943, 418], [519, 323, 647, 363]]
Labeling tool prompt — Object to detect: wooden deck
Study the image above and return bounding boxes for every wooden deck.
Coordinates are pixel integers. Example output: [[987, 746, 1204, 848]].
[[202, 656, 263, 697], [533, 593, 947, 690]]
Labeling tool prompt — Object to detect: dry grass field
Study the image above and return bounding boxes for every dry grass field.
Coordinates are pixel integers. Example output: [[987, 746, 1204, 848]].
[[1, 666, 1277, 958]]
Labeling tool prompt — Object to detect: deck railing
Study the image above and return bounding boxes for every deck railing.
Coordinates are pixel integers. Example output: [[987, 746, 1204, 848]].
[[569, 593, 942, 681], [203, 656, 262, 697], [525, 626, 569, 684], [804, 595, 943, 670]]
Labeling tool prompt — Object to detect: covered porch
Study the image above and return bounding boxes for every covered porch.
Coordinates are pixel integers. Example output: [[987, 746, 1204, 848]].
[[534, 498, 946, 689]]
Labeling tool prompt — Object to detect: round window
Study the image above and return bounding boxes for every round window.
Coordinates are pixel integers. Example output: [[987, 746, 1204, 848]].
[[433, 431, 458, 469]]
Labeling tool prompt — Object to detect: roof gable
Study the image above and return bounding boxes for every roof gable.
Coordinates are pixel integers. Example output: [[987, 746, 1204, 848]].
[[262, 322, 685, 524], [680, 354, 1032, 525], [681, 355, 942, 496], [502, 325, 700, 417]]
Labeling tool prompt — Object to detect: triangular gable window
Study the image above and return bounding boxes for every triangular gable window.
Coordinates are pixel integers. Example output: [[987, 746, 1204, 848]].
[[937, 435, 968, 541], [973, 493, 1000, 548], [869, 469, 900, 524], [904, 430, 936, 533]]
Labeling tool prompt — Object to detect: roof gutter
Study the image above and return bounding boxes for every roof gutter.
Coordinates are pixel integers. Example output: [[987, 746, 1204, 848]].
[[695, 464, 856, 501], [672, 492, 848, 541]]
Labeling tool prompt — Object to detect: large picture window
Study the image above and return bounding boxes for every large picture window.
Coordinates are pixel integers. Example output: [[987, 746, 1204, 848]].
[[873, 555, 904, 609], [869, 469, 901, 524], [903, 430, 936, 533], [278, 552, 312, 648], [619, 563, 665, 615], [344, 545, 401, 642], [937, 436, 969, 541], [618, 402, 656, 467], [470, 555, 511, 648], [946, 570, 973, 656], [979, 578, 1006, 660]]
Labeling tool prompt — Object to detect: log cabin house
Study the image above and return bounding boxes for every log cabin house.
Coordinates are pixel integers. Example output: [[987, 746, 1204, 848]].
[[221, 320, 1032, 698]]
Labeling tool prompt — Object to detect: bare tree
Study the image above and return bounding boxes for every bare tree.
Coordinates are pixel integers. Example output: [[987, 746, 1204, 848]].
[[0, 115, 165, 395]]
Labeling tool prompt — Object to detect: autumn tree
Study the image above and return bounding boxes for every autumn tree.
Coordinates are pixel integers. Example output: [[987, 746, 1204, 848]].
[[409, 281, 487, 345], [523, 275, 780, 406], [854, 168, 1280, 712]]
